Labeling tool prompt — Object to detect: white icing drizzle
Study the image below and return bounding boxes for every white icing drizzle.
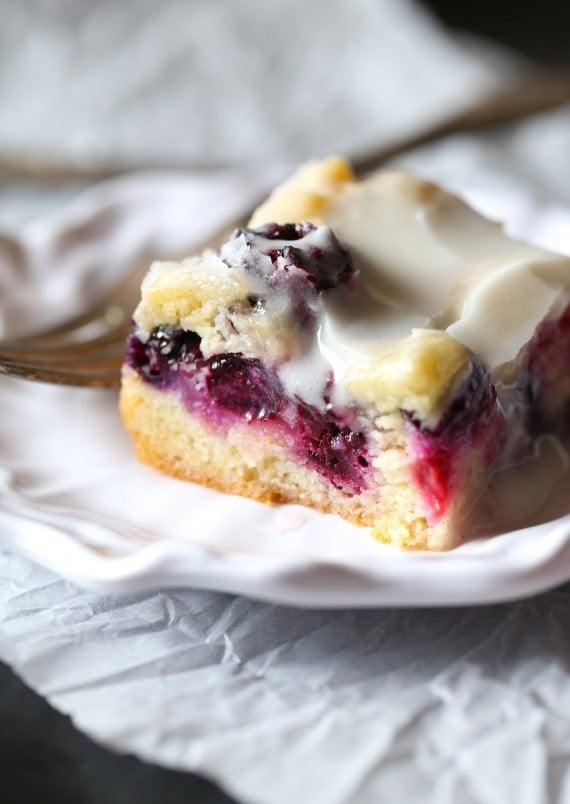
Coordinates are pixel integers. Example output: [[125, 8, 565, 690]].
[[318, 171, 570, 371], [277, 334, 333, 409], [221, 223, 341, 276], [271, 171, 570, 412], [136, 170, 570, 420]]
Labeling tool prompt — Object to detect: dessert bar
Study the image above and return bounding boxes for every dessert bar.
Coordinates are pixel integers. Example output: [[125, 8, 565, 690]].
[[120, 158, 570, 549]]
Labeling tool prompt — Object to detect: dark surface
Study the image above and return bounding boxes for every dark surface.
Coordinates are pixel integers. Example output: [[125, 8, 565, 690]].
[[0, 660, 235, 804], [427, 0, 570, 64], [3, 5, 568, 804]]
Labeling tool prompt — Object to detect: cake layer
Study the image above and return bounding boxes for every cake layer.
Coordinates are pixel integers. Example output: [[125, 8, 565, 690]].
[[120, 364, 502, 550], [120, 158, 570, 550]]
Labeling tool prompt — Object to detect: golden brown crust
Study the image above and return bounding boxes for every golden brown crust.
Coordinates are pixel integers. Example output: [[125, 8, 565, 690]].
[[248, 156, 355, 228]]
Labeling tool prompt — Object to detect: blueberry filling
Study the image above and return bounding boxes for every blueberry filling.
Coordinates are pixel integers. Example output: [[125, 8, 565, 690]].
[[206, 353, 283, 421], [127, 327, 201, 387], [294, 401, 370, 491], [405, 361, 493, 438], [220, 222, 354, 326], [227, 221, 354, 291], [518, 302, 570, 434], [127, 327, 370, 493]]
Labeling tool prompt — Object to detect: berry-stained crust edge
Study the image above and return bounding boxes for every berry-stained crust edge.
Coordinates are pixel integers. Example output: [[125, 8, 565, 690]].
[[126, 328, 371, 494], [125, 325, 500, 521]]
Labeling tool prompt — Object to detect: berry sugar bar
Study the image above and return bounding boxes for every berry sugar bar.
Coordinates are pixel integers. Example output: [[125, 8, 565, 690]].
[[120, 158, 570, 550]]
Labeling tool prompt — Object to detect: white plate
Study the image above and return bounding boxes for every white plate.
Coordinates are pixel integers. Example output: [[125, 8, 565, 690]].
[[2, 173, 570, 608]]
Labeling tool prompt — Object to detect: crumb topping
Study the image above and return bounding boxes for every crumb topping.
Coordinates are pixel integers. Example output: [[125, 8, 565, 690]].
[[248, 156, 355, 227], [346, 330, 471, 424]]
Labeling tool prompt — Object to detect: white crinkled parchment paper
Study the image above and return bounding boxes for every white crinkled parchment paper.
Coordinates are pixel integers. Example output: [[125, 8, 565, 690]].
[[3, 553, 570, 804]]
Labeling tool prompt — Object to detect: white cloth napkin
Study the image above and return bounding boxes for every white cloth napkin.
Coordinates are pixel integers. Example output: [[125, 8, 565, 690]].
[[0, 0, 514, 169], [2, 1, 570, 802]]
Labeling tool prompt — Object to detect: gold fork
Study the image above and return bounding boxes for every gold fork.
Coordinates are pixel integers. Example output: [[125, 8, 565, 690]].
[[1, 73, 569, 389]]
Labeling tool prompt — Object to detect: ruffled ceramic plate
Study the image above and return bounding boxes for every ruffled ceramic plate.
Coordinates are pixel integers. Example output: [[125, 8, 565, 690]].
[[2, 173, 570, 607]]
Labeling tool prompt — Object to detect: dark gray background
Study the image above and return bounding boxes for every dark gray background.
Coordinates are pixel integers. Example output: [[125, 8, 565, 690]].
[[430, 0, 570, 64]]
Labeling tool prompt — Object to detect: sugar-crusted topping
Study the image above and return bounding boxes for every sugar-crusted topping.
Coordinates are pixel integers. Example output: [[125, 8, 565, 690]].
[[134, 253, 289, 361]]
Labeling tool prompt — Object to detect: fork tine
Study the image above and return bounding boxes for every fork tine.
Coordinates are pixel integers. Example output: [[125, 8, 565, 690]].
[[0, 297, 132, 350], [0, 354, 122, 387], [0, 255, 148, 350], [0, 350, 124, 370], [0, 306, 120, 348], [0, 344, 125, 368], [0, 321, 131, 358], [0, 342, 125, 369]]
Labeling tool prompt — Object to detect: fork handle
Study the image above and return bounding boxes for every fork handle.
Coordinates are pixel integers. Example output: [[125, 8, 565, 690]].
[[353, 71, 570, 175], [1, 73, 569, 184]]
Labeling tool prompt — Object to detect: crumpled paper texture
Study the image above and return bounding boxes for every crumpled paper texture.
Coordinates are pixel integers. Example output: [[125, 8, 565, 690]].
[[1, 1, 570, 802], [2, 552, 570, 804]]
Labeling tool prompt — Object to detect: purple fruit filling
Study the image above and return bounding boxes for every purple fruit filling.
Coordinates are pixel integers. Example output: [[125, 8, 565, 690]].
[[228, 221, 354, 291], [405, 361, 494, 439], [518, 302, 570, 434], [126, 327, 370, 494], [127, 327, 202, 388], [206, 353, 283, 421], [404, 361, 503, 523], [220, 222, 354, 326]]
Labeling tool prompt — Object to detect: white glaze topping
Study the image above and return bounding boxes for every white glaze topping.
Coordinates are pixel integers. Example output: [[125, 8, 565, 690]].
[[135, 160, 570, 420], [319, 170, 570, 371]]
